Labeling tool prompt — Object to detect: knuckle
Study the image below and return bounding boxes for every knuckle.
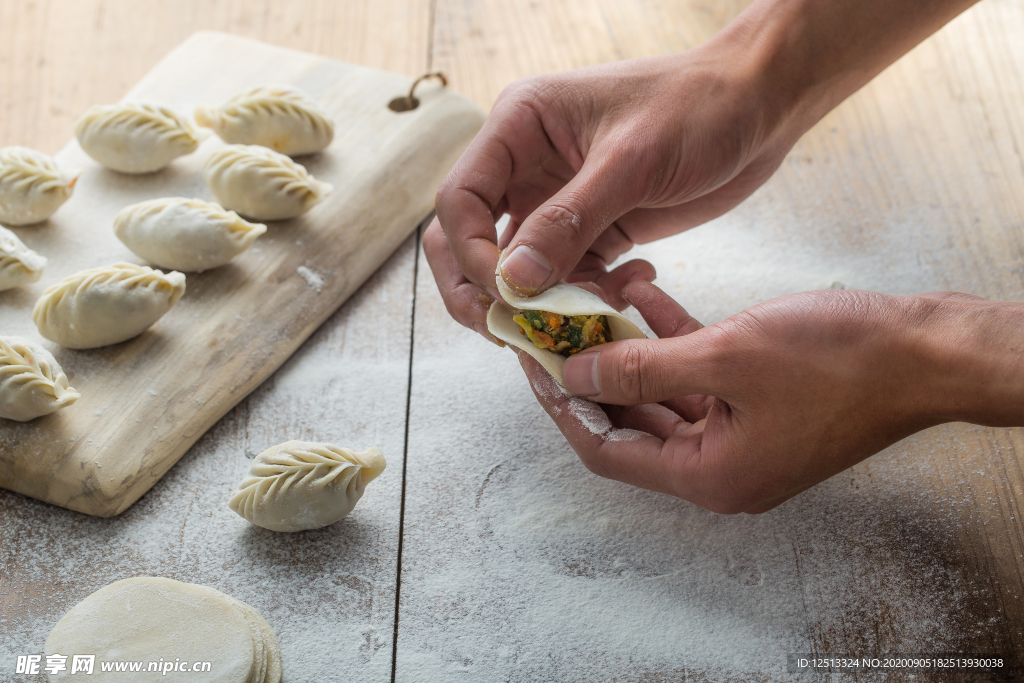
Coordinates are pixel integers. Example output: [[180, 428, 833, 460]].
[[535, 201, 588, 241], [614, 344, 651, 401]]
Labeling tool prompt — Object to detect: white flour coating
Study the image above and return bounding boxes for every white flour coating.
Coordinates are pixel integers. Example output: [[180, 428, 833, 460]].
[[296, 266, 325, 293], [393, 146, 1011, 679]]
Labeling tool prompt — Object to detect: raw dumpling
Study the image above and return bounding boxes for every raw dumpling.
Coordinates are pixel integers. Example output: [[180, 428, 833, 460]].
[[195, 85, 335, 156], [0, 336, 80, 422], [0, 225, 47, 290], [0, 146, 79, 225], [203, 144, 331, 220], [33, 263, 186, 349], [229, 441, 386, 532], [114, 197, 267, 272], [45, 577, 281, 683], [487, 271, 646, 386], [75, 102, 206, 174]]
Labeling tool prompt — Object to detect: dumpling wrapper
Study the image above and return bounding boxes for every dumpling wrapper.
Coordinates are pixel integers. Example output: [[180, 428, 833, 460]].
[[114, 197, 266, 272], [0, 336, 79, 422], [487, 273, 646, 385], [74, 102, 207, 174], [0, 146, 79, 225], [0, 224, 47, 291], [45, 577, 256, 683], [195, 85, 335, 156], [32, 263, 186, 349]]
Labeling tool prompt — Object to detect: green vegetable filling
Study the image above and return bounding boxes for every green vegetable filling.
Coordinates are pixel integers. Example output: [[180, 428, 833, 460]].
[[512, 309, 612, 357]]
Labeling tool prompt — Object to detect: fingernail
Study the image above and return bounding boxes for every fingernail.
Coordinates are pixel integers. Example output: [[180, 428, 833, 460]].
[[563, 352, 600, 396], [499, 245, 552, 293]]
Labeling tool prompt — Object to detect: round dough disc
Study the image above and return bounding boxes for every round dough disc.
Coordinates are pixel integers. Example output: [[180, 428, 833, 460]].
[[45, 577, 255, 682]]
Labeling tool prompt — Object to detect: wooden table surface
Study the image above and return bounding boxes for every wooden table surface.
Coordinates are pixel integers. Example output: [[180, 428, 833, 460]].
[[2, 1, 1023, 681]]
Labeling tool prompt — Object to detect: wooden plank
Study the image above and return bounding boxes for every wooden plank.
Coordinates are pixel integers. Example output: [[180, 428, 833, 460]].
[[395, 0, 1024, 679], [0, 0, 431, 154], [0, 30, 484, 517]]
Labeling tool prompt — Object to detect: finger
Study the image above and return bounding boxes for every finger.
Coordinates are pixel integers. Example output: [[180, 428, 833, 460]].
[[422, 218, 498, 340], [565, 258, 656, 310], [586, 222, 636, 265], [497, 150, 648, 296], [917, 291, 990, 302], [622, 280, 704, 337], [561, 334, 719, 404], [603, 402, 692, 442], [659, 393, 715, 426], [592, 260, 657, 310], [434, 131, 512, 291], [518, 351, 688, 496]]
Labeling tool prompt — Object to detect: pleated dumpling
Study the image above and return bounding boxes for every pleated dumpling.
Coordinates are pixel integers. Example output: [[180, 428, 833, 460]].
[[203, 144, 331, 221], [0, 336, 80, 421], [195, 85, 335, 156], [75, 102, 206, 174], [0, 146, 80, 225], [33, 263, 186, 349], [0, 225, 46, 291], [229, 441, 386, 532], [115, 197, 267, 272]]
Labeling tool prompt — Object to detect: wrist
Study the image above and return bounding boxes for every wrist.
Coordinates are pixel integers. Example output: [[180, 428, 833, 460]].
[[902, 295, 1024, 427], [705, 0, 981, 147]]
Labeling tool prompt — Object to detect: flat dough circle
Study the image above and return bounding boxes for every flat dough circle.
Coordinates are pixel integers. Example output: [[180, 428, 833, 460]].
[[45, 577, 255, 682]]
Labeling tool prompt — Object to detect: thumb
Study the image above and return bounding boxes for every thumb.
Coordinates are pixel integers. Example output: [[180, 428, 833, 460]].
[[562, 336, 718, 405], [497, 151, 645, 295]]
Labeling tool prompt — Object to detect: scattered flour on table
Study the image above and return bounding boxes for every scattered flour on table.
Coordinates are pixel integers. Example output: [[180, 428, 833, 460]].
[[296, 266, 324, 293], [396, 234, 986, 682]]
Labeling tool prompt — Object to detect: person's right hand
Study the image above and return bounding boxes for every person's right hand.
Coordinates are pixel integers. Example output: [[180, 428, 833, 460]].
[[518, 281, 1024, 513], [424, 33, 806, 337]]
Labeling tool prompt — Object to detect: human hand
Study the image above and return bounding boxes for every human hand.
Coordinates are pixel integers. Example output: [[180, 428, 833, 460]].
[[519, 281, 1024, 513], [425, 35, 800, 336], [425, 0, 982, 341]]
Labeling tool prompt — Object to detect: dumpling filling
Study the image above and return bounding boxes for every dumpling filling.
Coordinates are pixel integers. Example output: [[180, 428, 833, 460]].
[[512, 309, 612, 357]]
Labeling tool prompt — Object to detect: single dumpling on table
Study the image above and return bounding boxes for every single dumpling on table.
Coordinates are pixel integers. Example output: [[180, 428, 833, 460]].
[[114, 197, 267, 272], [195, 85, 335, 156], [33, 263, 186, 349], [229, 440, 386, 532], [0, 225, 46, 291], [0, 335, 80, 422], [487, 270, 647, 386], [203, 144, 332, 221], [75, 102, 207, 174], [0, 146, 79, 225]]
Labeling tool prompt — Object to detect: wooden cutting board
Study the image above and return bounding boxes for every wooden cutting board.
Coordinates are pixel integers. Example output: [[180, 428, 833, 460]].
[[0, 31, 484, 517]]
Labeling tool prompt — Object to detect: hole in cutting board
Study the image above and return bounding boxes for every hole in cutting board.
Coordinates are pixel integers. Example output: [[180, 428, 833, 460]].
[[387, 72, 448, 113]]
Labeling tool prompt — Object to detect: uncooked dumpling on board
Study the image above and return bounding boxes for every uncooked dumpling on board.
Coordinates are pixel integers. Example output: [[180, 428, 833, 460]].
[[45, 576, 281, 683], [203, 144, 332, 220], [195, 85, 335, 156], [0, 146, 79, 225], [33, 263, 186, 349], [229, 441, 386, 532], [75, 102, 207, 174], [114, 197, 267, 272], [487, 270, 647, 386], [0, 225, 47, 291], [0, 336, 79, 422]]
